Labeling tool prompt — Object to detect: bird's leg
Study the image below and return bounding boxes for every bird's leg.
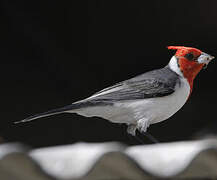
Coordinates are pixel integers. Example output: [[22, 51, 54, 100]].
[[137, 118, 159, 144], [141, 131, 159, 144], [134, 134, 146, 144], [127, 124, 146, 144], [127, 122, 159, 144]]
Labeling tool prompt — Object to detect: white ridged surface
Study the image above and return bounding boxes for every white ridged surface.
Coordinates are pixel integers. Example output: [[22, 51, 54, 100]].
[[1, 139, 217, 179], [28, 139, 217, 179]]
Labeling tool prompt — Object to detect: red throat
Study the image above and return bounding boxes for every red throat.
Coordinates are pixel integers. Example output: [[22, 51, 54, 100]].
[[178, 57, 203, 93]]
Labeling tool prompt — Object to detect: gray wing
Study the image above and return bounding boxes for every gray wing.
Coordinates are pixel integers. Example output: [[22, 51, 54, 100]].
[[88, 66, 180, 102]]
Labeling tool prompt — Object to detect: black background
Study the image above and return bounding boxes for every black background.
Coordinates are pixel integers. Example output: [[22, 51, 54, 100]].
[[0, 0, 217, 147]]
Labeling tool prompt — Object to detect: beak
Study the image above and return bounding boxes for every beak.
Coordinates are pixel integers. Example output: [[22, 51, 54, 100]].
[[197, 52, 215, 65]]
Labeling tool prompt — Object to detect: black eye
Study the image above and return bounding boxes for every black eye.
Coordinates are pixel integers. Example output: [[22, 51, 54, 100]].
[[184, 53, 194, 60]]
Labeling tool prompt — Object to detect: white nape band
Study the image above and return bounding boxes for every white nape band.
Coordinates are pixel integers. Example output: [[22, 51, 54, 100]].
[[168, 56, 183, 77]]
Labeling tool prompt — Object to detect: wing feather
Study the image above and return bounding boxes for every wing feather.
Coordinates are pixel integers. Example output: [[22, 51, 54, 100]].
[[88, 67, 180, 102]]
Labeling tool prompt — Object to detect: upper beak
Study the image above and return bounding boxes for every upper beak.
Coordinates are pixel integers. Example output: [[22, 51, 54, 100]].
[[197, 52, 215, 65]]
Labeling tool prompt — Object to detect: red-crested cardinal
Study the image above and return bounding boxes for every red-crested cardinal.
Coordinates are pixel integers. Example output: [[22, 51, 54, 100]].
[[15, 46, 214, 137]]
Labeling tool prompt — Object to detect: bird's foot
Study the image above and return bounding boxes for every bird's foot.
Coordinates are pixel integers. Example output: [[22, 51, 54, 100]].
[[137, 119, 159, 143], [137, 118, 149, 133], [127, 120, 159, 144], [127, 124, 146, 144], [127, 124, 137, 136]]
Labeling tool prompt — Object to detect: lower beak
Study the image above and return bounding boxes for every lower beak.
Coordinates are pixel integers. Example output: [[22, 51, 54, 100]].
[[197, 52, 215, 65]]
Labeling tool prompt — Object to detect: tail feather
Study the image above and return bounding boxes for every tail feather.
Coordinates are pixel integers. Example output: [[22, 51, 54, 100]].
[[14, 104, 79, 124], [14, 100, 112, 124]]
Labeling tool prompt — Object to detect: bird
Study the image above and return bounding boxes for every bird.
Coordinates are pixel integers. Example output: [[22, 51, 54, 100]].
[[15, 46, 214, 138]]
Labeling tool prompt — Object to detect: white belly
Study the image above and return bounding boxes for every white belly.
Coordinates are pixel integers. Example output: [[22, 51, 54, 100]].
[[75, 77, 190, 125]]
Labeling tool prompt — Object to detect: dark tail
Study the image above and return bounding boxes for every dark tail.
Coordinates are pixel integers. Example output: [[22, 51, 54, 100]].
[[14, 100, 112, 124], [14, 103, 80, 124]]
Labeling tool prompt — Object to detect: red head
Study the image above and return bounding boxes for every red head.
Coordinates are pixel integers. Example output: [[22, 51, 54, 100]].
[[168, 46, 214, 93]]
